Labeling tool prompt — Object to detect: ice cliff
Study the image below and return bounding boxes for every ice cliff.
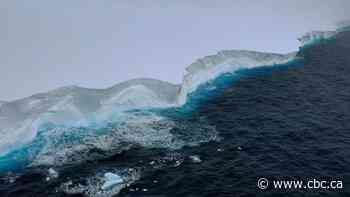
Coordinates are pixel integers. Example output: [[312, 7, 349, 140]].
[[177, 50, 297, 105], [337, 20, 350, 32], [297, 31, 336, 46]]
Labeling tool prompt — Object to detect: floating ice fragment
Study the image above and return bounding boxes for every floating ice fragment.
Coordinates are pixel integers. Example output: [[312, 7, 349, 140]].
[[101, 172, 124, 191], [174, 160, 183, 167], [4, 173, 18, 184], [46, 168, 59, 181], [189, 155, 202, 163], [49, 168, 59, 178], [60, 168, 141, 197]]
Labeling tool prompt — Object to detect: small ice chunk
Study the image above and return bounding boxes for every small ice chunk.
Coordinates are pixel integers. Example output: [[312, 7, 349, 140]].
[[101, 172, 124, 191], [5, 173, 17, 184], [9, 177, 16, 183], [49, 168, 59, 178], [237, 146, 242, 151], [174, 160, 183, 167], [46, 168, 59, 181], [189, 155, 202, 163]]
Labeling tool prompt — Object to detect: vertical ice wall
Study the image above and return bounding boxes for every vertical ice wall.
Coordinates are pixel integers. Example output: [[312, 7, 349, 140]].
[[177, 50, 297, 105]]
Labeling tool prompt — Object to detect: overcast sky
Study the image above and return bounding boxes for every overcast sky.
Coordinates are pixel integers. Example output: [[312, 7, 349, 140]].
[[1, 0, 349, 101]]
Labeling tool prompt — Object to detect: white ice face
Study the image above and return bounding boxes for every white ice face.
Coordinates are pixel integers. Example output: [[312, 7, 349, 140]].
[[336, 20, 350, 32], [177, 50, 297, 105], [298, 31, 336, 46]]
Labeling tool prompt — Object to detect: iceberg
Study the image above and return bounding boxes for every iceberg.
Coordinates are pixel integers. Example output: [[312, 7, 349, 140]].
[[4, 25, 346, 169], [0, 50, 298, 165], [0, 49, 301, 169]]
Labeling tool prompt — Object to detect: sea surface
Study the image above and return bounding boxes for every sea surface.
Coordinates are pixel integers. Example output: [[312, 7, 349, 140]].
[[1, 31, 350, 197]]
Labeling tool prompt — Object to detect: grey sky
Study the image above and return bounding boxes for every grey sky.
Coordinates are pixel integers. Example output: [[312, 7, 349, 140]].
[[1, 0, 349, 101]]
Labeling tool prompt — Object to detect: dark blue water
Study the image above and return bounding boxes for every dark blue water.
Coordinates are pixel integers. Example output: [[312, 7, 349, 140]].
[[1, 31, 350, 197]]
